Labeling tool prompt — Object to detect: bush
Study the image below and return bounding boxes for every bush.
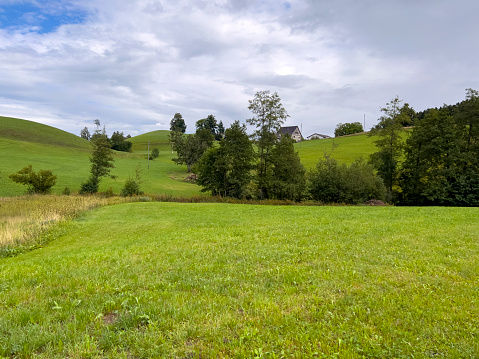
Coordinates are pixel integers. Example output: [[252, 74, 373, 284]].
[[79, 177, 99, 194], [148, 148, 159, 160], [121, 178, 143, 197], [308, 157, 386, 204], [9, 165, 57, 194]]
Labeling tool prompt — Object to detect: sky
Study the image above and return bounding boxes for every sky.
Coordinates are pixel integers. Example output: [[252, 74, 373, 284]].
[[0, 0, 478, 137]]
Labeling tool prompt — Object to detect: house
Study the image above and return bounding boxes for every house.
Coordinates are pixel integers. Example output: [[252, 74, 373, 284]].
[[307, 133, 331, 140], [277, 126, 302, 142]]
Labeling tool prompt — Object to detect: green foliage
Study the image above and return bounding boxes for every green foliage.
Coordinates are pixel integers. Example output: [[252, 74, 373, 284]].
[[196, 121, 254, 198], [268, 134, 306, 201], [334, 121, 363, 137], [80, 127, 91, 140], [121, 178, 143, 197], [398, 90, 479, 206], [169, 112, 187, 133], [121, 166, 143, 197], [172, 131, 213, 172], [80, 124, 115, 194], [9, 165, 57, 194], [369, 96, 405, 198], [110, 131, 132, 152], [148, 148, 160, 160], [247, 90, 289, 198], [308, 157, 386, 204]]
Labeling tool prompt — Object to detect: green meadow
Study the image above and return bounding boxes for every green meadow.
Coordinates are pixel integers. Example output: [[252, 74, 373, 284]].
[[1, 203, 478, 358], [2, 117, 478, 357]]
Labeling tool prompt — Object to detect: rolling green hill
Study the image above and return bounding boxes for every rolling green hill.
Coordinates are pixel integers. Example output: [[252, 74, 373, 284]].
[[0, 116, 90, 149], [0, 117, 201, 197], [129, 130, 172, 152]]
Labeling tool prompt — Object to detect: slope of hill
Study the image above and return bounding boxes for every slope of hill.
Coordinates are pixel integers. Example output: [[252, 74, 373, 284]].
[[0, 117, 201, 197], [296, 133, 377, 169], [129, 130, 172, 152], [0, 116, 90, 149]]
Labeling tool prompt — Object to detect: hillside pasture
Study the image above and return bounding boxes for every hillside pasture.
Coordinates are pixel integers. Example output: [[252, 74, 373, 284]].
[[0, 202, 477, 358], [0, 117, 201, 197]]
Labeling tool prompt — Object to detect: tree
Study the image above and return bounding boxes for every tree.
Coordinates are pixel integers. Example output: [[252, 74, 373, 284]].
[[398, 90, 479, 206], [110, 131, 132, 152], [172, 130, 213, 173], [196, 115, 217, 135], [369, 96, 405, 200], [268, 134, 306, 201], [334, 122, 363, 137], [247, 90, 289, 198], [79, 122, 115, 194], [9, 165, 57, 194], [170, 113, 187, 133], [217, 121, 225, 140], [80, 127, 91, 140], [196, 121, 254, 198]]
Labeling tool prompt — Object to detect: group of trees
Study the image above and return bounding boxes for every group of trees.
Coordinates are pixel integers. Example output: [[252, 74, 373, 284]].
[[178, 90, 385, 203], [80, 120, 132, 153], [370, 89, 479, 206], [334, 122, 363, 137]]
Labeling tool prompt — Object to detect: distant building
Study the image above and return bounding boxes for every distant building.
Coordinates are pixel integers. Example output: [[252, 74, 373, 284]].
[[278, 126, 302, 142], [307, 133, 331, 140]]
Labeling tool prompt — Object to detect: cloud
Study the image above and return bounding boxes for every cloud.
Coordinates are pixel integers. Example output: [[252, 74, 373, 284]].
[[0, 0, 478, 138]]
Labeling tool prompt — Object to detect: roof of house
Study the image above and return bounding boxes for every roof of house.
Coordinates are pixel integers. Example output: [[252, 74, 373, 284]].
[[278, 126, 300, 136]]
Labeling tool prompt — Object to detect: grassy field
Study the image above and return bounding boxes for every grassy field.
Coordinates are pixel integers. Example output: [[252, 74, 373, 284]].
[[295, 134, 377, 169], [1, 202, 478, 358]]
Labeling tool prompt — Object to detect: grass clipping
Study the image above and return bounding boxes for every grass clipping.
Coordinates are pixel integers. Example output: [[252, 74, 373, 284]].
[[0, 195, 120, 256]]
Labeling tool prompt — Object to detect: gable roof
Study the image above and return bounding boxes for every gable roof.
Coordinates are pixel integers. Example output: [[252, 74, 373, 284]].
[[278, 126, 300, 136]]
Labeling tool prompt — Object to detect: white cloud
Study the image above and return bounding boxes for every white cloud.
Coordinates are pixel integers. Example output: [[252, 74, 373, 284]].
[[0, 0, 478, 137]]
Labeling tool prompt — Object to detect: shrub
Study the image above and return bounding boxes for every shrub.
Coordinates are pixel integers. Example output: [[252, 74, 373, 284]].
[[121, 178, 143, 197], [148, 148, 160, 160], [9, 165, 57, 194], [308, 157, 386, 204], [62, 187, 71, 196]]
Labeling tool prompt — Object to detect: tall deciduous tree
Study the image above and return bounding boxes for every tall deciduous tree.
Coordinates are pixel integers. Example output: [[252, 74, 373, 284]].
[[247, 90, 289, 198], [269, 134, 306, 201], [80, 127, 91, 140], [369, 96, 405, 200], [196, 121, 254, 198], [172, 130, 213, 173], [170, 113, 187, 133]]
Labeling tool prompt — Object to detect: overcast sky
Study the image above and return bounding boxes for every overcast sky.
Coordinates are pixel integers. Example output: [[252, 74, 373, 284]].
[[1, 0, 478, 137]]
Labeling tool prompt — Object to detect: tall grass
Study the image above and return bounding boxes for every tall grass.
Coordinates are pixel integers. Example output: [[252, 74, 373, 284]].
[[0, 195, 132, 256]]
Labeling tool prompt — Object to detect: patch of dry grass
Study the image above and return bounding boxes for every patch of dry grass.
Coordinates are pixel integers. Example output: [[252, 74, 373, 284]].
[[0, 195, 131, 252]]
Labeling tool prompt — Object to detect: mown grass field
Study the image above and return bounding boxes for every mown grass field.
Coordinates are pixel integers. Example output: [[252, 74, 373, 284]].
[[1, 202, 478, 358]]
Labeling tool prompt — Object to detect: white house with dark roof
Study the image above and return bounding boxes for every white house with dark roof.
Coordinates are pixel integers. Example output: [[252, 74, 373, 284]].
[[277, 126, 302, 142]]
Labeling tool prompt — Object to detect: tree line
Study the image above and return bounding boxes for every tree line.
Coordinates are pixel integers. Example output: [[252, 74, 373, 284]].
[[372, 89, 479, 206], [170, 90, 386, 203]]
